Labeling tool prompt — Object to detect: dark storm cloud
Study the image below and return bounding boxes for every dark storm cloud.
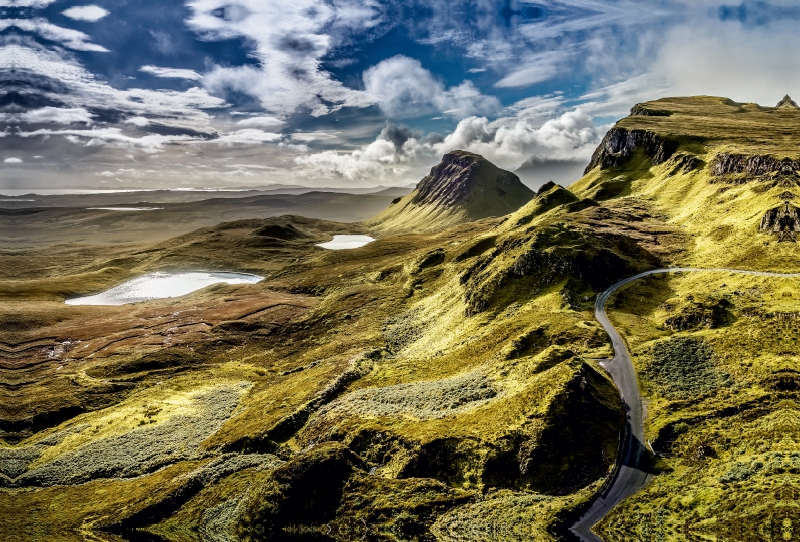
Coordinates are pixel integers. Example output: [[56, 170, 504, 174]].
[[378, 122, 417, 151]]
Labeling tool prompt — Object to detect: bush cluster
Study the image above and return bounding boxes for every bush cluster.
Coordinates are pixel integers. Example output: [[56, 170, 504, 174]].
[[13, 384, 247, 487], [645, 337, 730, 397], [317, 371, 497, 421]]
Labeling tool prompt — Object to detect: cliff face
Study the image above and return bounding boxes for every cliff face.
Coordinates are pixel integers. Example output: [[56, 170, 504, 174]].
[[411, 151, 528, 208], [711, 154, 800, 177], [367, 150, 534, 233], [583, 128, 678, 175]]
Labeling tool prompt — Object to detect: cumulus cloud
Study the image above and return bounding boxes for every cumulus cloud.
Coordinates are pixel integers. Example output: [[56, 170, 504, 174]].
[[295, 137, 410, 181], [62, 5, 110, 22], [188, 0, 384, 117], [235, 116, 285, 129], [3, 157, 22, 163], [363, 55, 500, 119], [293, 107, 607, 183], [434, 109, 607, 170], [140, 65, 203, 81]]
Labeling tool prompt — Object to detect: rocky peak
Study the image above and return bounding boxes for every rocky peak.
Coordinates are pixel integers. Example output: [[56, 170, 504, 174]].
[[776, 95, 800, 109], [411, 150, 530, 208]]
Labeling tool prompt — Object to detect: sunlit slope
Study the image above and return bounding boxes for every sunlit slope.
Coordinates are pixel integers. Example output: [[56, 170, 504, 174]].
[[570, 95, 800, 270], [596, 272, 800, 541], [367, 150, 535, 233]]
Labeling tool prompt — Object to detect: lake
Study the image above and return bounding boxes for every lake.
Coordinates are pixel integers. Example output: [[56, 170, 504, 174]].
[[65, 272, 263, 306]]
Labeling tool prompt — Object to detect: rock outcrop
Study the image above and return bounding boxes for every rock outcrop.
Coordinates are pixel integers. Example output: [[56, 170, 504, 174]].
[[367, 150, 535, 232], [584, 127, 678, 174], [711, 153, 800, 177], [760, 202, 800, 242]]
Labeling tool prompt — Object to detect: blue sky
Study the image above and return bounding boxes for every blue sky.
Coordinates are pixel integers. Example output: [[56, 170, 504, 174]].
[[1, 0, 800, 190]]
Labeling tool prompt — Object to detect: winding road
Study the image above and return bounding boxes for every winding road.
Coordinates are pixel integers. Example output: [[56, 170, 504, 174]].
[[570, 267, 800, 541]]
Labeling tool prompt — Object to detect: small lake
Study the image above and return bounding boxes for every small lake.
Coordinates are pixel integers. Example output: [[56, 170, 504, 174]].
[[316, 235, 375, 250], [87, 207, 163, 211], [65, 272, 263, 306]]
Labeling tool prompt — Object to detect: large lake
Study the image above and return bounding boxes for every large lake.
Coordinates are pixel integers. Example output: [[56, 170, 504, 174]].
[[65, 272, 263, 306]]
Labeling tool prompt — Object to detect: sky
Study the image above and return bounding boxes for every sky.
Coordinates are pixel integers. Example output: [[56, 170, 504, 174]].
[[2, 0, 800, 191]]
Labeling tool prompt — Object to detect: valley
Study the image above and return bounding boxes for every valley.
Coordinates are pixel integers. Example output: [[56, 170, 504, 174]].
[[3, 96, 800, 542]]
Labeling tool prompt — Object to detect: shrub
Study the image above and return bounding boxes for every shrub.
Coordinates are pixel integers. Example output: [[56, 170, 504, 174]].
[[645, 337, 730, 397]]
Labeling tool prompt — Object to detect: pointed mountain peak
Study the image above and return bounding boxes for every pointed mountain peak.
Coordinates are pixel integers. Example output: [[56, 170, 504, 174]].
[[776, 95, 800, 109]]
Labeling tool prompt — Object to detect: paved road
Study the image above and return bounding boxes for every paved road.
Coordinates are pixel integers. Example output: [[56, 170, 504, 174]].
[[570, 267, 800, 541]]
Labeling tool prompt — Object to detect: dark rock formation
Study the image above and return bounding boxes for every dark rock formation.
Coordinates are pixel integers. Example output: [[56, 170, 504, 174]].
[[668, 153, 700, 175], [760, 202, 800, 242], [411, 150, 533, 208], [712, 154, 800, 177], [369, 150, 535, 231], [584, 128, 678, 174], [776, 95, 800, 109]]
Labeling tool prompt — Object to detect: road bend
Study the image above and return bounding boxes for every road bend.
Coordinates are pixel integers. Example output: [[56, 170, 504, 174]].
[[570, 267, 800, 541]]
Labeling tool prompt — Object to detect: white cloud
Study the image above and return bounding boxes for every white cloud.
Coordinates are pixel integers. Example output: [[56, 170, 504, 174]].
[[434, 110, 607, 170], [213, 129, 282, 145], [494, 50, 572, 88], [4, 157, 22, 164], [140, 65, 203, 81], [62, 5, 110, 22], [295, 138, 410, 181], [290, 131, 339, 142], [0, 19, 109, 52], [19, 107, 94, 124], [0, 45, 225, 125], [235, 116, 285, 129], [188, 0, 383, 117], [363, 55, 500, 119], [124, 117, 151, 127], [293, 105, 607, 183], [19, 128, 200, 153]]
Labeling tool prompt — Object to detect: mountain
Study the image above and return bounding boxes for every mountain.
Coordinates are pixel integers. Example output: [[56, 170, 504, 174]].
[[6, 96, 800, 542], [575, 94, 800, 270], [366, 150, 535, 232]]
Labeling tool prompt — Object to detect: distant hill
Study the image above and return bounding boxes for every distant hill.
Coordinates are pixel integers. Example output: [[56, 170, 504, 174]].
[[366, 150, 535, 232]]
